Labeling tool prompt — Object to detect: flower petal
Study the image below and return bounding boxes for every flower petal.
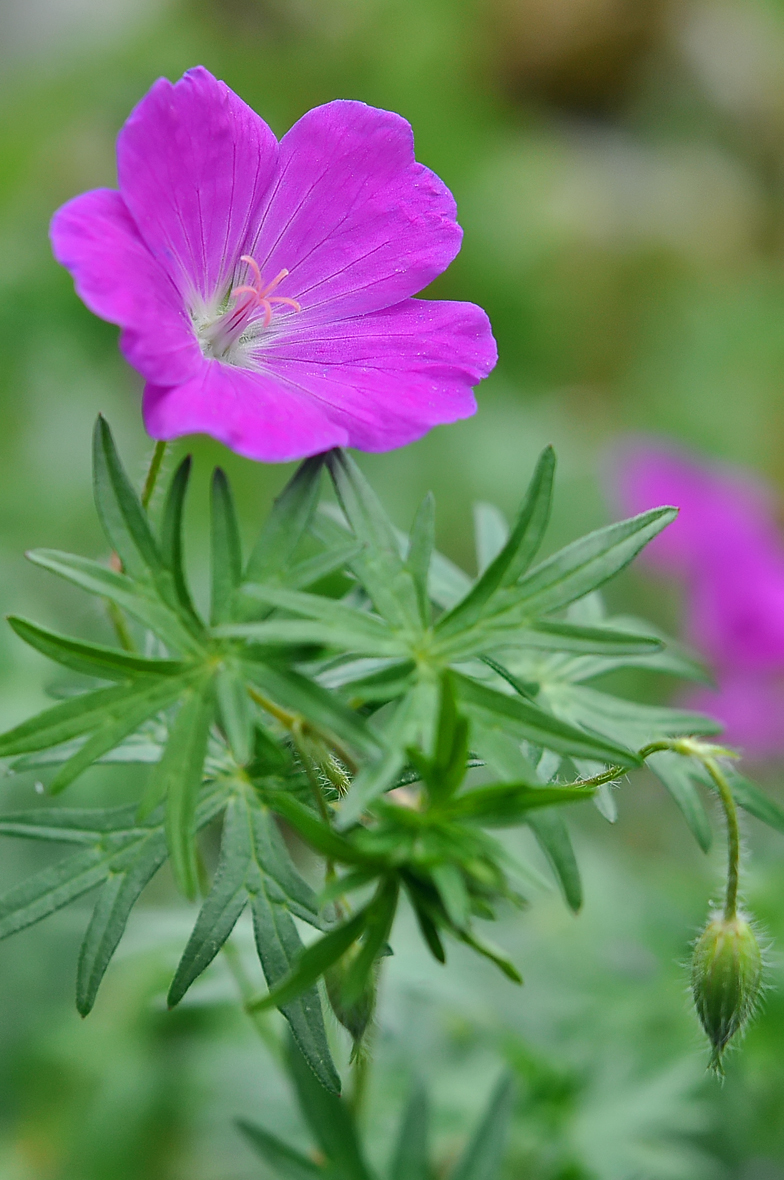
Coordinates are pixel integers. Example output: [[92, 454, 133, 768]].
[[253, 297, 496, 450], [250, 101, 462, 324], [117, 66, 279, 304], [143, 360, 349, 462], [50, 188, 201, 386]]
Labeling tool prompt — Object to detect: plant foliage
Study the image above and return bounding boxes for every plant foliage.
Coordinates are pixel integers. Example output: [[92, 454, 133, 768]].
[[1, 419, 781, 1105]]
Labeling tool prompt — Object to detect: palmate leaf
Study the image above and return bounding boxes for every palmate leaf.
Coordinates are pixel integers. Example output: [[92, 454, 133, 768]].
[[0, 675, 194, 759], [493, 506, 678, 621], [539, 682, 721, 751], [453, 674, 640, 767], [326, 450, 421, 631], [244, 454, 326, 585], [251, 885, 342, 1094], [0, 786, 227, 1013], [92, 415, 164, 585], [7, 617, 188, 681], [168, 790, 338, 1091], [437, 446, 555, 638], [26, 550, 203, 656]]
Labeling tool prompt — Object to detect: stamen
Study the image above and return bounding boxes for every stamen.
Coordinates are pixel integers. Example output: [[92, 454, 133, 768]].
[[268, 296, 302, 312], [258, 269, 290, 299], [239, 254, 263, 289]]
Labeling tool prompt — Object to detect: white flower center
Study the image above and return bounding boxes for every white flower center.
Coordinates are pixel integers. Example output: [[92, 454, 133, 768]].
[[194, 256, 301, 366]]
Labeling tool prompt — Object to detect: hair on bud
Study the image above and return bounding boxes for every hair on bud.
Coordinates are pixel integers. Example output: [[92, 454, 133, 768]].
[[691, 911, 763, 1075]]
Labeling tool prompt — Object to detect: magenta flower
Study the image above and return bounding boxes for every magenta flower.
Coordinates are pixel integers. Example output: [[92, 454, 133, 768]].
[[50, 67, 496, 462], [613, 438, 784, 758]]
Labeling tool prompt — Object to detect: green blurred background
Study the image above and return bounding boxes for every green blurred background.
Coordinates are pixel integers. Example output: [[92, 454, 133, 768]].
[[2, 0, 784, 1175]]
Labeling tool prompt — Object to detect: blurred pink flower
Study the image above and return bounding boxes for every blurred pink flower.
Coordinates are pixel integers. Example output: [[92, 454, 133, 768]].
[[50, 67, 496, 463], [614, 439, 784, 758]]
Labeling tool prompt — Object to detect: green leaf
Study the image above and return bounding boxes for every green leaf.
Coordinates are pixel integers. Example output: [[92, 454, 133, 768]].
[[451, 1073, 515, 1180], [528, 810, 582, 912], [437, 446, 554, 637], [467, 723, 582, 911], [76, 786, 231, 1017], [0, 678, 185, 758], [286, 541, 363, 590], [648, 751, 712, 853], [48, 675, 191, 794], [286, 1036, 372, 1178], [250, 886, 341, 1094], [27, 550, 203, 656], [154, 681, 214, 898], [168, 795, 251, 1007], [431, 863, 470, 929], [159, 456, 199, 619], [339, 877, 398, 1006], [210, 467, 243, 624], [726, 770, 784, 836], [459, 928, 523, 984], [169, 792, 324, 1008], [453, 674, 640, 767], [215, 665, 253, 766], [250, 906, 368, 1013], [245, 455, 326, 584], [327, 451, 420, 629], [92, 416, 162, 582], [0, 846, 118, 941], [389, 1085, 430, 1180], [406, 492, 435, 623], [77, 838, 167, 1015], [227, 584, 399, 655], [541, 683, 721, 750], [503, 507, 677, 620], [236, 1120, 322, 1179], [447, 781, 594, 826], [262, 791, 366, 864], [0, 793, 226, 1009], [7, 617, 188, 682], [472, 620, 664, 658], [430, 673, 470, 801], [474, 502, 509, 575]]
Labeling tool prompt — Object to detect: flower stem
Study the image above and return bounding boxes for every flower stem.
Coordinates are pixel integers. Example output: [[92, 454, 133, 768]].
[[141, 439, 168, 510], [701, 756, 741, 920]]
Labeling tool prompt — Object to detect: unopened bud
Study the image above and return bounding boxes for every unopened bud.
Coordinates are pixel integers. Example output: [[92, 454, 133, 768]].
[[325, 947, 376, 1054], [691, 913, 762, 1073]]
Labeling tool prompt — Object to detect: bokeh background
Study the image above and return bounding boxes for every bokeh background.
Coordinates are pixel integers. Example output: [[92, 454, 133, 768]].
[[2, 0, 784, 1175]]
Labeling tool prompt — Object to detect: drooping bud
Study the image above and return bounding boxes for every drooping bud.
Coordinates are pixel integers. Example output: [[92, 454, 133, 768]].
[[691, 913, 763, 1073], [325, 946, 377, 1056]]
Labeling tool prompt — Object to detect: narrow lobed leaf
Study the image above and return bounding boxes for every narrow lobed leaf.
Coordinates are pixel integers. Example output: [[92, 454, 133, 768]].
[[210, 467, 243, 624]]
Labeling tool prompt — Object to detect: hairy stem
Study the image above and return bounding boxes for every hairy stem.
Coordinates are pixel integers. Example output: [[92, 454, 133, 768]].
[[701, 756, 741, 920]]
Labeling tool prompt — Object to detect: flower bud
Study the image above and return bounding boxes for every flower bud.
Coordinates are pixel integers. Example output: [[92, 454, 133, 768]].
[[691, 913, 762, 1072], [325, 948, 376, 1053]]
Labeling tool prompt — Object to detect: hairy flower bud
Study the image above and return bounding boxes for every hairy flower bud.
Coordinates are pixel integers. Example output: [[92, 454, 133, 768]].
[[325, 948, 377, 1054], [691, 913, 763, 1072]]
